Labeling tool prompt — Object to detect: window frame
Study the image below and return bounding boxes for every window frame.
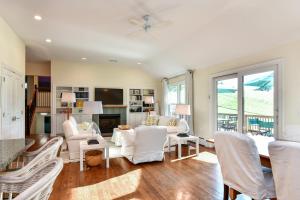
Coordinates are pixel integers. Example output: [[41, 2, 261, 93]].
[[209, 59, 284, 139]]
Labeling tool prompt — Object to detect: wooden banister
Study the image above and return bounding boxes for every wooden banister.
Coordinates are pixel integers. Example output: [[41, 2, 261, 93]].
[[25, 86, 38, 136]]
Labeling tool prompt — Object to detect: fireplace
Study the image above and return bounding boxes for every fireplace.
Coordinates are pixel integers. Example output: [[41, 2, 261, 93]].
[[99, 114, 120, 137]]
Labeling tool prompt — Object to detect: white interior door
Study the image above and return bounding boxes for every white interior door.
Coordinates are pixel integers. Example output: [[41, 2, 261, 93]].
[[1, 68, 24, 139]]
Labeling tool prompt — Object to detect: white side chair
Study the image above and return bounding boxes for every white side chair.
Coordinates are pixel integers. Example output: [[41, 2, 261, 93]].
[[121, 126, 168, 164], [0, 158, 63, 200], [214, 132, 276, 200], [269, 140, 300, 200]]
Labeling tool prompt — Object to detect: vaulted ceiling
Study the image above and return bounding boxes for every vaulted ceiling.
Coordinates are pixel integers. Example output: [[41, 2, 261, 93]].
[[1, 0, 300, 77]]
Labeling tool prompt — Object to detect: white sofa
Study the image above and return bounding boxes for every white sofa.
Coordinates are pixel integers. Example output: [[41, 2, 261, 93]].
[[121, 126, 168, 164], [141, 115, 190, 134], [63, 119, 100, 160]]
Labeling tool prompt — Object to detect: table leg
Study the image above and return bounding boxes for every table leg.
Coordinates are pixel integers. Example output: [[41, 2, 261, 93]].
[[196, 139, 200, 156], [178, 140, 181, 159], [168, 136, 171, 152], [105, 147, 109, 168], [80, 149, 83, 171]]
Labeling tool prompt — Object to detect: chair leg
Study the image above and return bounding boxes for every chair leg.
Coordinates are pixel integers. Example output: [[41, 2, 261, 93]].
[[223, 184, 229, 200], [229, 188, 238, 200]]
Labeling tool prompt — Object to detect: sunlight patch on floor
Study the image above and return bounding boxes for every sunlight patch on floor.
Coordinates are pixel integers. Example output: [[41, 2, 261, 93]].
[[69, 169, 142, 200], [192, 151, 218, 164]]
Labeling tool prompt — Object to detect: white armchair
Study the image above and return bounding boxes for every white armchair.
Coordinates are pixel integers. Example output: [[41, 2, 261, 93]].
[[121, 126, 168, 164], [63, 120, 100, 160]]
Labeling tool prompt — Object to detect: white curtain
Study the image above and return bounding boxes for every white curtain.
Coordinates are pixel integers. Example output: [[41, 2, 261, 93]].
[[161, 78, 169, 116], [185, 70, 194, 135]]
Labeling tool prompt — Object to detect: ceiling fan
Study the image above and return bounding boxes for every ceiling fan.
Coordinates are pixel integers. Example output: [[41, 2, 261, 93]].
[[127, 14, 171, 38]]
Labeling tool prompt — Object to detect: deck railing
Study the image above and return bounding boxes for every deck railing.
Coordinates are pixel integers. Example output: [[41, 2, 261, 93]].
[[217, 113, 274, 136]]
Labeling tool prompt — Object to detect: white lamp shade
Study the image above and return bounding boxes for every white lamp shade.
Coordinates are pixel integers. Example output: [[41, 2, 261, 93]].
[[61, 92, 76, 103], [175, 104, 191, 116], [83, 101, 103, 114], [144, 96, 154, 104]]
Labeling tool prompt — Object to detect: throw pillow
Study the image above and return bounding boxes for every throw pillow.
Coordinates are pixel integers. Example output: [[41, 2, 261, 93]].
[[168, 118, 177, 126], [145, 116, 158, 126]]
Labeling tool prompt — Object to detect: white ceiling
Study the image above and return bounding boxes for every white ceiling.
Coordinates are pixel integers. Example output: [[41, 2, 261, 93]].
[[1, 0, 300, 77]]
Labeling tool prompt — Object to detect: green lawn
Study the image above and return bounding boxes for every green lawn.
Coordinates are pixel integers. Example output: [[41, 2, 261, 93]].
[[218, 89, 273, 116]]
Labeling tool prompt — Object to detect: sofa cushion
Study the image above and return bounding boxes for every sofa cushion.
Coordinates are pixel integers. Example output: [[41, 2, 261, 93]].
[[158, 116, 172, 126], [168, 118, 177, 126], [145, 116, 159, 126]]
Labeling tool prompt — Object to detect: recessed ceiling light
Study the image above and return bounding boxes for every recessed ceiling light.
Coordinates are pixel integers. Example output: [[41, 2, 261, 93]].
[[137, 62, 142, 65], [34, 15, 42, 21], [45, 38, 52, 43], [81, 57, 87, 60]]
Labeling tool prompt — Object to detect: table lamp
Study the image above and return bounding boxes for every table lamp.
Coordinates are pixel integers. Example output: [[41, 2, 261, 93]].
[[83, 101, 103, 115], [175, 104, 191, 135], [83, 101, 103, 136], [61, 92, 76, 119], [144, 96, 154, 115]]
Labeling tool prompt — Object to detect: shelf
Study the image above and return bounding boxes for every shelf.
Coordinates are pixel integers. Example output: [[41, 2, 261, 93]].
[[103, 105, 127, 108]]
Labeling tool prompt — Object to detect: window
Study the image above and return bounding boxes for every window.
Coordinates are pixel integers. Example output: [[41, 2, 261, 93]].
[[167, 81, 186, 116], [212, 65, 279, 138]]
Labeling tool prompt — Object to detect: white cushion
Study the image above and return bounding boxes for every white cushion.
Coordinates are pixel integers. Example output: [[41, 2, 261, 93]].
[[63, 120, 79, 139], [158, 116, 172, 126]]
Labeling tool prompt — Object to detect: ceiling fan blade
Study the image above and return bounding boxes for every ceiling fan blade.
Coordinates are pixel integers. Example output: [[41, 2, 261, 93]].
[[128, 18, 144, 26], [151, 20, 172, 29]]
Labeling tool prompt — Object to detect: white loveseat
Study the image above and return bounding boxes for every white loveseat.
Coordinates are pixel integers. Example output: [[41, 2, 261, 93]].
[[121, 126, 168, 164], [63, 118, 100, 160], [141, 115, 190, 135]]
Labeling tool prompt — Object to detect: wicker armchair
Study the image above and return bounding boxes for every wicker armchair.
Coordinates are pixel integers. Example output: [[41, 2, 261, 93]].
[[1, 137, 62, 178], [22, 137, 63, 165], [0, 158, 63, 200]]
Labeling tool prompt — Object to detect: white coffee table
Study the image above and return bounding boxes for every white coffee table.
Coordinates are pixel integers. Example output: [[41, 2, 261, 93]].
[[80, 137, 109, 171], [168, 134, 199, 159], [111, 128, 134, 146]]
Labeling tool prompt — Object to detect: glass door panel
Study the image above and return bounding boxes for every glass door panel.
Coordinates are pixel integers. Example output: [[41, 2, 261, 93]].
[[243, 71, 275, 137], [216, 77, 238, 132]]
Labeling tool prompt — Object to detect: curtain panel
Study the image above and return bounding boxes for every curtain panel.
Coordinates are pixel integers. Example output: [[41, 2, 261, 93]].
[[185, 70, 194, 134]]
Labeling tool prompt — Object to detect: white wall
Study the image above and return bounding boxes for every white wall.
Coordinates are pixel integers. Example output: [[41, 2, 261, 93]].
[[194, 40, 300, 142], [0, 16, 25, 138], [0, 17, 25, 74], [26, 61, 51, 76]]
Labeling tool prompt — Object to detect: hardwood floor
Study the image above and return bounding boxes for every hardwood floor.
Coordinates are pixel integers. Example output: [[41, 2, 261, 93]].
[[48, 146, 225, 200]]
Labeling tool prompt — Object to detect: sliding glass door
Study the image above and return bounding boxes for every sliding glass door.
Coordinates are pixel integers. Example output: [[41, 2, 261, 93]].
[[214, 67, 278, 137], [216, 75, 238, 132]]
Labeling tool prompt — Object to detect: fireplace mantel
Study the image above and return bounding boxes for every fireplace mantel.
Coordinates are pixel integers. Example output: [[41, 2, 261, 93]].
[[103, 105, 127, 108]]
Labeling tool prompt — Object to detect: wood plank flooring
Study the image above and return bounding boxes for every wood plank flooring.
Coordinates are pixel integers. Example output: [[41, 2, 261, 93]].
[[28, 135, 249, 200], [49, 146, 225, 200]]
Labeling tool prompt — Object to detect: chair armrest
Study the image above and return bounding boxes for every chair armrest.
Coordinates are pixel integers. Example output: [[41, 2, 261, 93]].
[[67, 134, 97, 141]]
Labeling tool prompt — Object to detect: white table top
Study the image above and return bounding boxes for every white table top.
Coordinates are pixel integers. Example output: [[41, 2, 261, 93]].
[[80, 138, 108, 150], [168, 134, 199, 141]]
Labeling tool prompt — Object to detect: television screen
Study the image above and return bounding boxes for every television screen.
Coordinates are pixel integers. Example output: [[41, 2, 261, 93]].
[[95, 88, 123, 105]]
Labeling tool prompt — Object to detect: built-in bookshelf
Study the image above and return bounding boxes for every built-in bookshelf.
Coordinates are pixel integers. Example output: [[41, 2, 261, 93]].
[[55, 86, 89, 114], [129, 89, 155, 113]]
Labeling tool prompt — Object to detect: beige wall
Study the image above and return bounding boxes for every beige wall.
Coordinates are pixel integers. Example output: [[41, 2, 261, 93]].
[[26, 61, 51, 76], [51, 60, 161, 103], [194, 40, 300, 141], [0, 17, 25, 74]]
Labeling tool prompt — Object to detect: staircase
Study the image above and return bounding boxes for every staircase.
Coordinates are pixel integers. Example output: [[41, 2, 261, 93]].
[[25, 86, 51, 135]]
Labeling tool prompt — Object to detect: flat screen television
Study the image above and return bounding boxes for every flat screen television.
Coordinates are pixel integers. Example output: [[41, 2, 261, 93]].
[[95, 88, 123, 105]]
